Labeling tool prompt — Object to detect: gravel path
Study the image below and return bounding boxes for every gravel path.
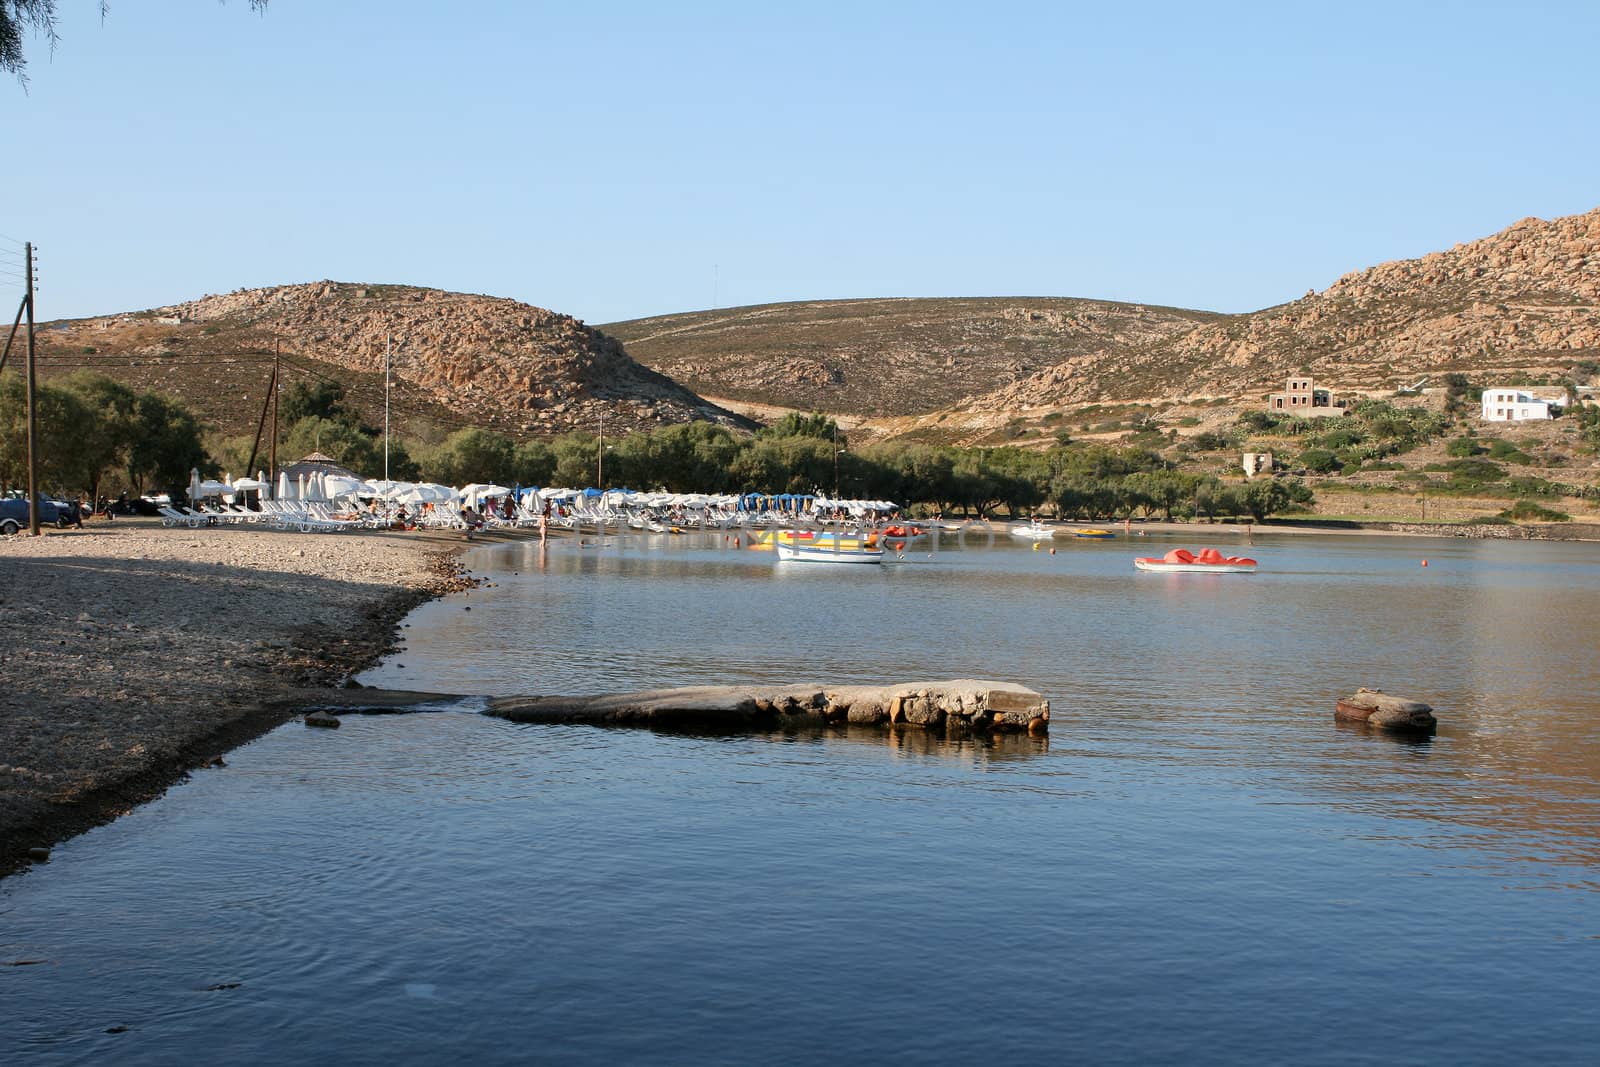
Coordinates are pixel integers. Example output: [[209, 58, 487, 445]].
[[0, 520, 469, 873]]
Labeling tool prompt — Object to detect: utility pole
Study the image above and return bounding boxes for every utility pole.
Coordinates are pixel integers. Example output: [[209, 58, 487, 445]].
[[270, 341, 279, 484], [244, 357, 277, 479], [384, 334, 391, 482], [24, 242, 39, 537], [0, 292, 25, 376], [833, 424, 840, 498]]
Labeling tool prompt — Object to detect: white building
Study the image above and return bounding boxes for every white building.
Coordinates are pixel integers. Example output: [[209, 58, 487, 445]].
[[1480, 388, 1558, 422]]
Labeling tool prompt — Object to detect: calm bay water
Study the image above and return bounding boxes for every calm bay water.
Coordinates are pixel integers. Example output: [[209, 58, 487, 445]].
[[5, 531, 1599, 1064]]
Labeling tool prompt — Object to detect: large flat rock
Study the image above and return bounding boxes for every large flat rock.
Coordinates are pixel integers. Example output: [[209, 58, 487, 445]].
[[486, 680, 1049, 733]]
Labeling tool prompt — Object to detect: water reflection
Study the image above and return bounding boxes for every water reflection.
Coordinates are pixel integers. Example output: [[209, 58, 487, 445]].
[[763, 723, 1049, 760]]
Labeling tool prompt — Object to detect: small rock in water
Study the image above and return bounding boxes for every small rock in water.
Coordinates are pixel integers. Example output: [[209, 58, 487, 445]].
[[27, 847, 50, 862], [1335, 688, 1436, 731], [304, 711, 341, 729]]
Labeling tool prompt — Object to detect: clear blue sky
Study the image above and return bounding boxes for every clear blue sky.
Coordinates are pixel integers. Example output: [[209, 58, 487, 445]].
[[4, 1, 1598, 325]]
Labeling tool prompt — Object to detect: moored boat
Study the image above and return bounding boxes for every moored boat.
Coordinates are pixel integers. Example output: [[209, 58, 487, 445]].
[[1010, 519, 1055, 540], [775, 541, 885, 564], [776, 529, 878, 549], [1133, 548, 1257, 573]]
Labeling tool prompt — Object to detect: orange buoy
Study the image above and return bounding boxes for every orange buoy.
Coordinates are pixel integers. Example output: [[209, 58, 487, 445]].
[[1421, 559, 1428, 567]]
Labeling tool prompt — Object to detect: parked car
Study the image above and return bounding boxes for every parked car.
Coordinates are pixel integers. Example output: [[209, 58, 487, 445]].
[[0, 495, 82, 533]]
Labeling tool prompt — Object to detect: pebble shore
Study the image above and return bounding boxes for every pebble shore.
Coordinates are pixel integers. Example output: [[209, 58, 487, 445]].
[[0, 520, 471, 874]]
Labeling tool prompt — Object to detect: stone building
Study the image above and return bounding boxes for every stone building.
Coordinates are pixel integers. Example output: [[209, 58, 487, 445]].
[[1267, 376, 1347, 417]]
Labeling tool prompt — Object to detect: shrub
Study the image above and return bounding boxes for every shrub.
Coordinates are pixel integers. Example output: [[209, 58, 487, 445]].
[[1298, 448, 1339, 473], [1447, 437, 1482, 457], [1425, 458, 1505, 481], [1486, 439, 1532, 464], [1499, 500, 1571, 522]]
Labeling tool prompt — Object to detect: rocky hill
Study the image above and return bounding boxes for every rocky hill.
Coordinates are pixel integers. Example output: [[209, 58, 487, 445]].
[[968, 207, 1600, 412], [35, 282, 745, 438], [603, 297, 1223, 417]]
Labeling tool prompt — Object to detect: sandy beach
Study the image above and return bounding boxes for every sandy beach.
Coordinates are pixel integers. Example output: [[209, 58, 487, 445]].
[[0, 520, 472, 875]]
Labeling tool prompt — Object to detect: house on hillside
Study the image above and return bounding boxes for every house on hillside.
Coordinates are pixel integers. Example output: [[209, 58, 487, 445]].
[[1242, 452, 1275, 478], [1479, 388, 1562, 422], [1267, 376, 1347, 417]]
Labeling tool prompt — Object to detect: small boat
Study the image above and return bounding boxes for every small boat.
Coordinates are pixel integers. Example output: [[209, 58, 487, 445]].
[[775, 541, 884, 565], [1010, 520, 1055, 540], [1133, 548, 1257, 573], [880, 524, 927, 541], [777, 529, 878, 549], [1074, 528, 1115, 539]]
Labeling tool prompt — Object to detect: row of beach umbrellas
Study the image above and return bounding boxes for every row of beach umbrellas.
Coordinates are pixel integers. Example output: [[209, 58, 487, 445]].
[[185, 470, 901, 514]]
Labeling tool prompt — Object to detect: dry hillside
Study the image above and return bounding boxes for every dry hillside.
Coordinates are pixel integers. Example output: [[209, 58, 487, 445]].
[[34, 282, 745, 438], [603, 297, 1223, 417], [971, 207, 1600, 413]]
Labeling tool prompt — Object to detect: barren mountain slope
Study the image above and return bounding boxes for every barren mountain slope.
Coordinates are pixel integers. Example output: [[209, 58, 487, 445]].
[[604, 297, 1224, 417], [35, 282, 745, 437], [972, 207, 1600, 411]]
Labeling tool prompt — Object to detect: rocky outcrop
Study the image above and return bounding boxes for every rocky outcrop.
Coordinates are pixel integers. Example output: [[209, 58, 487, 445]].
[[485, 680, 1050, 733], [1335, 688, 1437, 731], [43, 282, 747, 437], [965, 207, 1600, 411], [172, 282, 745, 434]]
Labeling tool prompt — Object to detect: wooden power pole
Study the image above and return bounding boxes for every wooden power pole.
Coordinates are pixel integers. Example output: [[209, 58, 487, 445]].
[[270, 341, 280, 483], [24, 241, 39, 536]]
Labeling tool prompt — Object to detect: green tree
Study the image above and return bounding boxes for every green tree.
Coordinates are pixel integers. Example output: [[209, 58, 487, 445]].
[[512, 438, 557, 487], [283, 416, 380, 478], [0, 372, 103, 494], [550, 432, 600, 487], [125, 392, 211, 496], [280, 379, 352, 426], [419, 427, 515, 485], [761, 411, 841, 441]]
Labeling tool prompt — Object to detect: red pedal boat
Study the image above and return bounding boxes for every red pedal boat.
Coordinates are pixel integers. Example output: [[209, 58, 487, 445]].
[[1133, 547, 1257, 573]]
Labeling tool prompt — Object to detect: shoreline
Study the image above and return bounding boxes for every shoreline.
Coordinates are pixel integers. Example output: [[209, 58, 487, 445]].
[[3, 513, 1595, 878], [0, 520, 483, 878]]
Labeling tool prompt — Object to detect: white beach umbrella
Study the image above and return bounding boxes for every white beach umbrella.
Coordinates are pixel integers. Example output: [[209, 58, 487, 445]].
[[277, 471, 290, 500], [231, 478, 270, 492], [323, 474, 365, 499], [460, 483, 512, 509], [195, 479, 230, 498], [397, 483, 456, 505], [189, 468, 201, 503]]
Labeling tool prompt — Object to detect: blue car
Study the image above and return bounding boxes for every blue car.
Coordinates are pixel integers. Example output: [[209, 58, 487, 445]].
[[0, 495, 82, 534]]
